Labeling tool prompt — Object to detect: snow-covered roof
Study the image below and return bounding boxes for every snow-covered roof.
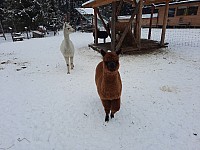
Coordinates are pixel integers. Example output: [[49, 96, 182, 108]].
[[82, 0, 95, 7], [142, 13, 158, 19], [75, 8, 94, 15], [118, 13, 158, 20], [155, 0, 200, 7]]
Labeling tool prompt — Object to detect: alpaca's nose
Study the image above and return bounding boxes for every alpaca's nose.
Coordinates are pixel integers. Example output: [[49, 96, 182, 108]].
[[108, 61, 116, 69]]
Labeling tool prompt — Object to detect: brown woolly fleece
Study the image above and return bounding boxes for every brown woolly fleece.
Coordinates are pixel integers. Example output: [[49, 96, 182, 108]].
[[95, 52, 122, 101]]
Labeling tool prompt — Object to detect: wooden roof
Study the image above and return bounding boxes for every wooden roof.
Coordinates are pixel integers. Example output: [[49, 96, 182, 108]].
[[82, 0, 172, 8]]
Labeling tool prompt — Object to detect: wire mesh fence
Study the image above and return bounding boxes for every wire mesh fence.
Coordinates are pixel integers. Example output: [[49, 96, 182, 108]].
[[141, 28, 200, 48]]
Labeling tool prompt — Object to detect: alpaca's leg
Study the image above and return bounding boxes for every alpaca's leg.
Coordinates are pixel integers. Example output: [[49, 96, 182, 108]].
[[64, 57, 70, 74], [111, 98, 120, 119], [70, 56, 74, 69], [101, 100, 111, 122]]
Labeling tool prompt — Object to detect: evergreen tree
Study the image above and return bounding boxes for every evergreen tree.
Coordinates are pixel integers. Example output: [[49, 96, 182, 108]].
[[0, 0, 90, 32]]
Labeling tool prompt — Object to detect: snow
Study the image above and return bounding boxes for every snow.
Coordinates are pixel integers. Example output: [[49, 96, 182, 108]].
[[0, 29, 200, 150], [142, 13, 158, 18], [118, 13, 158, 20], [82, 0, 95, 7], [155, 0, 199, 7], [75, 8, 94, 15]]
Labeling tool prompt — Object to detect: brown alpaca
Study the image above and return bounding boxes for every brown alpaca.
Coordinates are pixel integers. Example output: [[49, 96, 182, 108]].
[[95, 49, 122, 122]]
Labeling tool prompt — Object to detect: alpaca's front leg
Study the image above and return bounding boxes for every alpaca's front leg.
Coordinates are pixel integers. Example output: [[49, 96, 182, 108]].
[[105, 114, 109, 122], [102, 100, 111, 122], [70, 56, 74, 69], [64, 57, 70, 74], [110, 98, 120, 119]]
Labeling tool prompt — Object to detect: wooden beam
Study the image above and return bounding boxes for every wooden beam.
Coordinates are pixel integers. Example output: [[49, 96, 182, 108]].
[[160, 0, 169, 46], [148, 4, 155, 39], [134, 8, 138, 39], [133, 0, 138, 38], [111, 2, 117, 51], [144, 0, 172, 5], [82, 0, 173, 8], [116, 0, 123, 16], [96, 8, 111, 37], [83, 0, 117, 8], [94, 8, 98, 45], [0, 20, 6, 40], [136, 0, 143, 48], [116, 2, 139, 52], [124, 0, 135, 4]]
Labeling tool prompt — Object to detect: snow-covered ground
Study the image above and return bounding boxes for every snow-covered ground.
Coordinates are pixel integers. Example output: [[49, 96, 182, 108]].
[[0, 29, 200, 150]]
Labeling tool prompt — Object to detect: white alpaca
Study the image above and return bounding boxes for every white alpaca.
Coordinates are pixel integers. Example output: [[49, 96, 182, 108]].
[[60, 22, 75, 74]]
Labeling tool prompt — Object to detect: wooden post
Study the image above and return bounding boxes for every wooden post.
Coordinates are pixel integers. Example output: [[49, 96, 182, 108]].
[[116, 3, 139, 52], [136, 0, 143, 48], [116, 0, 123, 16], [94, 7, 98, 45], [80, 16, 83, 31], [160, 0, 169, 46], [134, 14, 138, 40], [111, 2, 117, 52], [0, 20, 6, 40], [132, 0, 137, 40], [148, 4, 155, 40]]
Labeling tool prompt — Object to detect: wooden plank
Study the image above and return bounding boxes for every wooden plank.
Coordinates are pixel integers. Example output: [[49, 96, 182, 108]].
[[116, 2, 139, 52], [148, 4, 155, 39], [111, 1, 117, 51], [134, 10, 138, 40], [88, 39, 165, 54], [89, 43, 111, 52], [124, 0, 135, 4], [136, 0, 143, 48], [94, 7, 98, 45], [160, 0, 169, 46]]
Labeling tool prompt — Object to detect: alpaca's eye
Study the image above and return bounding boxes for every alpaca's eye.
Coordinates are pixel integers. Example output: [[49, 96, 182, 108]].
[[67, 28, 70, 30]]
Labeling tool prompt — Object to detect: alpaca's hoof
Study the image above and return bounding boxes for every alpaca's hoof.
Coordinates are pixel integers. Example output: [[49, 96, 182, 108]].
[[111, 113, 114, 119], [71, 64, 74, 69], [105, 115, 109, 122], [67, 72, 70, 74]]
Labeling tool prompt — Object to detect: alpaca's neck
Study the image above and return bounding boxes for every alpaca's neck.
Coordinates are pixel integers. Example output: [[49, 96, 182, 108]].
[[64, 33, 70, 41], [103, 72, 117, 81]]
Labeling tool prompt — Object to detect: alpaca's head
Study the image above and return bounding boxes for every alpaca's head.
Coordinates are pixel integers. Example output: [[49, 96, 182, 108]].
[[101, 49, 121, 73], [63, 22, 75, 34]]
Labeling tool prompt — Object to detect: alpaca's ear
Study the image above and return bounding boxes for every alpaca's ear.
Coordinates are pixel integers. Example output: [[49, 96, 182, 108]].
[[116, 49, 121, 55], [100, 49, 106, 57], [66, 22, 70, 26]]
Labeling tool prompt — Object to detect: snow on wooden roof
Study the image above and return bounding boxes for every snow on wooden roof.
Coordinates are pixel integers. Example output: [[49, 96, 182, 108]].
[[75, 8, 94, 15], [82, 0, 173, 8], [117, 13, 158, 20]]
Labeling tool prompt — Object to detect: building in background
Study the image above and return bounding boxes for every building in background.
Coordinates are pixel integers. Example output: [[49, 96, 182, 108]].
[[143, 0, 200, 28]]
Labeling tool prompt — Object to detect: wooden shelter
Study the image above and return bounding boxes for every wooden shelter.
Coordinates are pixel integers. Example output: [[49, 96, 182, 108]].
[[82, 0, 172, 54], [155, 0, 200, 28]]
